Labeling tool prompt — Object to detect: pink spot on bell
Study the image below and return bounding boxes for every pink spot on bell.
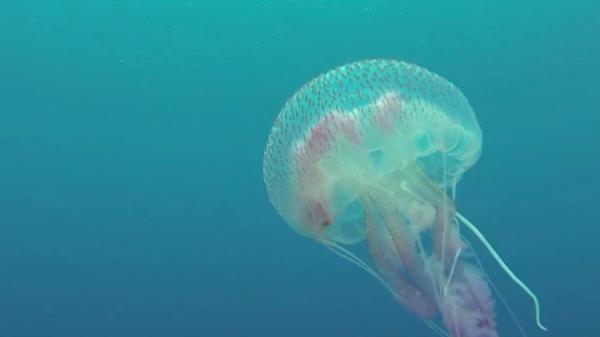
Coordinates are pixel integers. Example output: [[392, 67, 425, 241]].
[[335, 113, 361, 144], [306, 120, 331, 157], [374, 92, 402, 134]]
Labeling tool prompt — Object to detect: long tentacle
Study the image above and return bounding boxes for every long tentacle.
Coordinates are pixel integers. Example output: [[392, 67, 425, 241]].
[[441, 146, 449, 296], [425, 320, 451, 337], [462, 235, 528, 337], [443, 247, 462, 296], [324, 241, 395, 296], [456, 212, 548, 331]]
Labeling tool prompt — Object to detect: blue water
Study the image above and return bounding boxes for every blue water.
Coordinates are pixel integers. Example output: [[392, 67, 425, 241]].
[[1, 1, 598, 336]]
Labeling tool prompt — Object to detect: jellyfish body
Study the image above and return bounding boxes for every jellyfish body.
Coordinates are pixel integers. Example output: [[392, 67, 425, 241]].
[[263, 60, 544, 337]]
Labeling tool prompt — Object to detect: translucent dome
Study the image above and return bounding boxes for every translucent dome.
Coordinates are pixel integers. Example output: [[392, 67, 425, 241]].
[[263, 59, 481, 243]]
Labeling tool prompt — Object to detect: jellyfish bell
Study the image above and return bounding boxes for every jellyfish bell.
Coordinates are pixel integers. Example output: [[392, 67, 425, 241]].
[[263, 59, 546, 337]]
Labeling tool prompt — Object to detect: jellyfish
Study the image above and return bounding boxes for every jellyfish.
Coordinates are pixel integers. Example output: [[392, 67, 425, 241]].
[[263, 59, 546, 337]]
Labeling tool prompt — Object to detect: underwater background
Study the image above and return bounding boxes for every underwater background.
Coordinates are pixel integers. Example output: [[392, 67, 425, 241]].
[[1, 1, 599, 336]]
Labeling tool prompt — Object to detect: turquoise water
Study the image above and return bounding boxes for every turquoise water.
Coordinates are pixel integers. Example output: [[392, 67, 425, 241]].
[[1, 1, 598, 336]]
